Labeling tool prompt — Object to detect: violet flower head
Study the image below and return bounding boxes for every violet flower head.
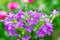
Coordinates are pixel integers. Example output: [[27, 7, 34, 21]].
[[4, 22, 15, 30], [22, 35, 30, 40], [4, 21, 18, 36], [29, 11, 40, 19], [36, 18, 53, 38], [8, 29, 18, 37], [33, 13, 40, 19], [45, 23, 53, 35], [15, 10, 24, 20], [51, 9, 59, 16], [26, 26, 34, 32], [36, 19, 53, 38], [16, 20, 24, 28], [45, 19, 50, 23], [52, 9, 59, 14], [36, 25, 47, 38], [26, 18, 38, 25], [8, 12, 15, 20], [28, 10, 35, 17], [4, 12, 18, 36]]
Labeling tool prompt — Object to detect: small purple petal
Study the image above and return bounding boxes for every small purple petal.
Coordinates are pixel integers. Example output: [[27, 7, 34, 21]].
[[26, 26, 34, 32], [22, 35, 30, 40]]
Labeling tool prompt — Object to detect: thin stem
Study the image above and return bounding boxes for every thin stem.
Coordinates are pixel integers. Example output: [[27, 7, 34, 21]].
[[25, 3, 28, 12], [50, 14, 60, 23], [50, 15, 56, 23]]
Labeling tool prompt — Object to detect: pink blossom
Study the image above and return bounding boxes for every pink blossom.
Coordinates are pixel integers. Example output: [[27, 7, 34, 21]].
[[7, 2, 20, 10], [0, 11, 7, 20], [28, 0, 35, 3], [22, 0, 35, 3]]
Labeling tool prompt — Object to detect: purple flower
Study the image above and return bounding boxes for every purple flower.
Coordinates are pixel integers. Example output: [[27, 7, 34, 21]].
[[15, 10, 24, 21], [16, 20, 24, 28], [8, 30, 18, 37], [36, 25, 47, 38], [26, 26, 34, 32], [45, 23, 53, 35], [33, 13, 40, 19], [26, 18, 38, 25], [45, 19, 50, 23], [8, 12, 15, 20], [4, 20, 12, 25], [36, 22, 53, 38], [52, 9, 59, 14], [22, 35, 30, 40], [28, 10, 35, 17], [40, 13, 48, 21], [4, 23, 15, 30], [28, 11, 40, 19], [51, 9, 59, 17], [4, 21, 18, 36]]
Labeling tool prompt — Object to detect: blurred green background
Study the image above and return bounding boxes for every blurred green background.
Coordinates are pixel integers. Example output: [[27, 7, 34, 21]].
[[0, 0, 60, 40]]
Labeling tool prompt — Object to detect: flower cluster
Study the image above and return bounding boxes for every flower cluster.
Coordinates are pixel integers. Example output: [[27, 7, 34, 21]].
[[3, 9, 54, 40], [36, 19, 53, 38]]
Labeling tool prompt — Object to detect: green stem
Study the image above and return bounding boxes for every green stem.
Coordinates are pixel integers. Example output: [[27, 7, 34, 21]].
[[50, 15, 56, 23], [25, 3, 28, 12], [50, 14, 60, 23]]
